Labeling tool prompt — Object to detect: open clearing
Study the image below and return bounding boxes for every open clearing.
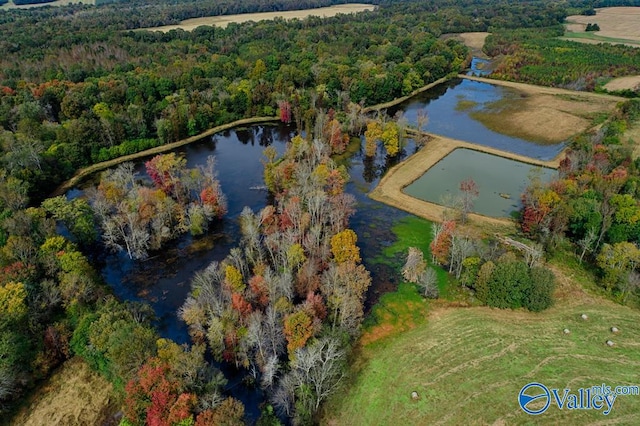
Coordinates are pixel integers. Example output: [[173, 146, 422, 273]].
[[326, 259, 640, 425], [463, 75, 621, 144], [565, 7, 640, 47], [455, 32, 490, 52], [10, 357, 119, 426], [604, 76, 640, 92], [139, 4, 374, 32]]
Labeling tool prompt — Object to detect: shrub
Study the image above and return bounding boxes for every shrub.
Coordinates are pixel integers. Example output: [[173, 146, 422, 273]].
[[524, 267, 555, 312], [475, 259, 555, 311]]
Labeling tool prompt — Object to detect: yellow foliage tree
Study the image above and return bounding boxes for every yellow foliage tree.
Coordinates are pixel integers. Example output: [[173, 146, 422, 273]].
[[0, 282, 27, 324], [331, 229, 361, 264], [382, 122, 399, 157], [286, 243, 307, 270], [284, 310, 314, 355], [364, 121, 382, 157], [224, 265, 245, 293]]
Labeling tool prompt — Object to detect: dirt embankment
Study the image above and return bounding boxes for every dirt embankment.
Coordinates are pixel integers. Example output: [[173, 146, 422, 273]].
[[369, 75, 623, 227], [51, 116, 280, 197]]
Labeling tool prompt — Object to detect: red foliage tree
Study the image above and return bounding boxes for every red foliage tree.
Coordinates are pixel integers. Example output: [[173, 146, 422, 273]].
[[459, 177, 479, 223], [249, 275, 269, 307], [124, 360, 174, 425], [430, 220, 455, 265], [166, 393, 196, 425], [200, 186, 227, 218], [304, 291, 327, 320], [144, 153, 186, 196], [279, 100, 292, 123], [231, 292, 253, 317], [0, 261, 37, 285], [123, 358, 197, 426]]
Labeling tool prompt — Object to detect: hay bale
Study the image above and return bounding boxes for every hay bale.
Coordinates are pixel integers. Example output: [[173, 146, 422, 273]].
[[411, 391, 419, 400], [581, 314, 588, 320], [563, 328, 570, 334], [606, 340, 615, 347], [611, 327, 619, 333]]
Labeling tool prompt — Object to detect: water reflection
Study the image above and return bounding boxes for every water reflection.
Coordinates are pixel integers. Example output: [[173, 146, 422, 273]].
[[404, 148, 557, 217], [388, 78, 564, 160]]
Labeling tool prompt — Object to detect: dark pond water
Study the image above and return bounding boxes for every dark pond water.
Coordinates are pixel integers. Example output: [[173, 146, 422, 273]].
[[71, 123, 413, 422], [404, 148, 557, 218], [92, 125, 295, 344], [388, 78, 564, 161], [79, 125, 412, 343]]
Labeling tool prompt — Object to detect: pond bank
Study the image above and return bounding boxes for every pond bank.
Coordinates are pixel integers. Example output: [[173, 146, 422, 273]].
[[368, 132, 564, 227], [50, 116, 280, 197], [363, 76, 451, 113], [460, 75, 626, 102]]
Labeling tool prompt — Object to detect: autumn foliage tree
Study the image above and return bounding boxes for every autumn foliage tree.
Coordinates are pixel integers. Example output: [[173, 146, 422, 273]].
[[364, 121, 382, 157], [459, 178, 479, 223], [330, 229, 361, 264], [181, 130, 370, 422], [91, 154, 226, 259], [430, 220, 456, 265]]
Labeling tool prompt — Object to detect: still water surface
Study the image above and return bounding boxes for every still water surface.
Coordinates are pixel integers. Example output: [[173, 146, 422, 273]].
[[389, 78, 564, 160], [404, 148, 557, 218]]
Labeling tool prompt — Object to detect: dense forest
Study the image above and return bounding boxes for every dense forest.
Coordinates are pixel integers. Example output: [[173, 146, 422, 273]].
[[2, 0, 640, 423]]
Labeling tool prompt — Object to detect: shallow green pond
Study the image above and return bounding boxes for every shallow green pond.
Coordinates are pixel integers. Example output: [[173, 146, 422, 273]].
[[403, 148, 557, 218]]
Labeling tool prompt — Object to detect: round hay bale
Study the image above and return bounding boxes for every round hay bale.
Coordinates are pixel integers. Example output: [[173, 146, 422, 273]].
[[411, 391, 419, 400], [611, 327, 619, 333], [606, 340, 615, 347], [581, 314, 588, 320], [563, 328, 570, 334]]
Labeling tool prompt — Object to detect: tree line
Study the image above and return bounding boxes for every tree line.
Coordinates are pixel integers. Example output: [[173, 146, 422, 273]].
[[521, 100, 640, 304]]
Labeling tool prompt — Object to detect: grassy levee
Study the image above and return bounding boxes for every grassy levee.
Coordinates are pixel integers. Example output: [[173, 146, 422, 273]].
[[326, 265, 640, 425], [363, 76, 451, 114], [50, 116, 279, 197]]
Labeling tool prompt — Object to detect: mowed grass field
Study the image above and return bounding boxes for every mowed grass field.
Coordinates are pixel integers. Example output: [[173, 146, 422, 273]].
[[327, 303, 640, 425], [325, 217, 640, 425]]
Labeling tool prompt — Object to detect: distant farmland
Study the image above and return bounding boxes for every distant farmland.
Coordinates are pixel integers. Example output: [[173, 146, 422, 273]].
[[139, 3, 375, 32], [0, 0, 94, 10], [564, 7, 640, 47]]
